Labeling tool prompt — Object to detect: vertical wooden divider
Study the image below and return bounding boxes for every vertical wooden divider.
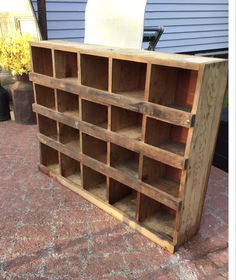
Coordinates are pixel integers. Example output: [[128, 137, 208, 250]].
[[136, 63, 152, 222], [106, 57, 113, 203], [33, 82, 42, 164], [78, 52, 84, 189], [51, 48, 61, 175]]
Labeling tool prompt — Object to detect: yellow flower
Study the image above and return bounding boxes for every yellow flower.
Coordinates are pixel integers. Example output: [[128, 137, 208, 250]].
[[0, 32, 37, 76]]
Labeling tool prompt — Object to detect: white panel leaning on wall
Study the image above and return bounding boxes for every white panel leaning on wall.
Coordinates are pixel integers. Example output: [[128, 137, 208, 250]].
[[84, 0, 147, 49]]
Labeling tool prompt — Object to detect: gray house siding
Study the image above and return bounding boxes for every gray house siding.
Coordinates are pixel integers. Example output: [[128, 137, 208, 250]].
[[31, 0, 228, 53]]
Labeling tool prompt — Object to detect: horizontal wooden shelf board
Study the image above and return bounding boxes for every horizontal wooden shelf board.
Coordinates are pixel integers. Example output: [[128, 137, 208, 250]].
[[158, 141, 185, 156], [30, 72, 195, 128], [37, 133, 182, 211], [115, 90, 144, 101], [115, 125, 142, 141], [39, 163, 175, 253], [147, 178, 179, 198], [113, 160, 139, 179], [31, 40, 226, 70], [62, 140, 80, 151], [33, 104, 187, 170]]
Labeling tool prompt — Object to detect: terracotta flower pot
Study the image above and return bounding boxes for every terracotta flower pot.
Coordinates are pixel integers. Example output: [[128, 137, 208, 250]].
[[12, 73, 36, 124]]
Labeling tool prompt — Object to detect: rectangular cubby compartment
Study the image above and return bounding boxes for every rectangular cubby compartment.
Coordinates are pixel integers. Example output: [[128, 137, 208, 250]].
[[149, 65, 198, 112], [111, 106, 142, 140], [82, 165, 107, 201], [38, 115, 58, 141], [112, 59, 147, 100], [80, 54, 108, 90], [35, 84, 55, 109], [81, 99, 108, 129], [137, 193, 176, 240], [108, 179, 137, 219], [61, 154, 81, 186], [59, 124, 80, 151], [40, 143, 59, 174], [110, 144, 139, 178], [142, 156, 182, 198], [31, 47, 53, 76], [57, 90, 79, 118], [82, 134, 107, 163], [54, 50, 78, 80], [145, 117, 188, 156]]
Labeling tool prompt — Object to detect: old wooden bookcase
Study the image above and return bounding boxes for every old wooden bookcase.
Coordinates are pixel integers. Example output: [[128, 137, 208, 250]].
[[30, 41, 227, 253]]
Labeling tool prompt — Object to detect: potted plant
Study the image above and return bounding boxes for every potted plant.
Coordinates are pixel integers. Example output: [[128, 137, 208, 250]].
[[0, 33, 36, 124]]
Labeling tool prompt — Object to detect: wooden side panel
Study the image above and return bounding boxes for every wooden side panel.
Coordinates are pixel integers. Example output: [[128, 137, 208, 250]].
[[176, 61, 228, 244]]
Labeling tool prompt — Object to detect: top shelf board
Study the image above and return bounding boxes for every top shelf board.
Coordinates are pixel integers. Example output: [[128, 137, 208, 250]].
[[30, 40, 226, 71]]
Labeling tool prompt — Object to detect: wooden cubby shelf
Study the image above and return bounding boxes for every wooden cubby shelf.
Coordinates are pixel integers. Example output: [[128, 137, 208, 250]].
[[112, 59, 147, 100], [31, 47, 53, 77], [35, 84, 55, 109], [111, 106, 142, 140], [108, 179, 137, 219], [110, 143, 139, 179], [142, 156, 181, 198], [83, 165, 107, 201], [81, 54, 108, 90], [59, 123, 80, 151], [38, 114, 58, 141], [54, 50, 78, 80], [82, 134, 107, 163], [40, 143, 59, 174], [57, 89, 79, 118], [149, 65, 198, 112], [137, 193, 176, 240], [31, 40, 228, 253], [61, 153, 81, 186], [81, 99, 108, 129], [145, 117, 188, 156]]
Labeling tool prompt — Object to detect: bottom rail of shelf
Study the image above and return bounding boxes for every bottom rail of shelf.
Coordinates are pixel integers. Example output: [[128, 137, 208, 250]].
[[39, 164, 177, 253]]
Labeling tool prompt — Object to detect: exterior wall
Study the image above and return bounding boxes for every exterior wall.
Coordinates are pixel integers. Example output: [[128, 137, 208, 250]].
[[31, 0, 228, 53]]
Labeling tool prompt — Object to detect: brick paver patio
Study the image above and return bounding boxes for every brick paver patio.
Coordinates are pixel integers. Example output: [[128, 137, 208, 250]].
[[0, 121, 228, 279]]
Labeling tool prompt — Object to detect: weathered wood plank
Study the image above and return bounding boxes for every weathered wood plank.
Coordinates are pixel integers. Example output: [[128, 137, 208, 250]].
[[30, 40, 225, 70], [176, 61, 228, 245]]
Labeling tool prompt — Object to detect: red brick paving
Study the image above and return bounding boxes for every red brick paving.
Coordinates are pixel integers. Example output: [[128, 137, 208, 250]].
[[0, 121, 228, 280]]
